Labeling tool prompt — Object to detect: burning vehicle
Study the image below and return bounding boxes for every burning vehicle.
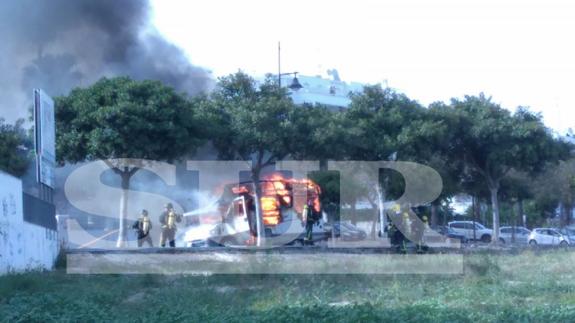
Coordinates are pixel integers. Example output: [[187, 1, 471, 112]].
[[183, 174, 329, 247]]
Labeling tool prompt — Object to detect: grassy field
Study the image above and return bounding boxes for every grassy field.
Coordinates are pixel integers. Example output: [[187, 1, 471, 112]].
[[2, 249, 575, 322]]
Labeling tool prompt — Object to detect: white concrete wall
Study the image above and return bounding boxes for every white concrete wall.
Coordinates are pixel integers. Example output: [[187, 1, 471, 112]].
[[0, 171, 59, 274]]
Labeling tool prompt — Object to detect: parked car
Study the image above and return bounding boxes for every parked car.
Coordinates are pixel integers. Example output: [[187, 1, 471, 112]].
[[559, 228, 575, 243], [528, 228, 570, 246], [448, 221, 493, 242], [325, 222, 367, 241], [498, 226, 531, 244], [428, 225, 468, 244]]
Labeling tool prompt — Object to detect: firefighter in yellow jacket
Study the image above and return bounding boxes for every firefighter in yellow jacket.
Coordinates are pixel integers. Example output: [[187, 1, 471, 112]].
[[132, 209, 153, 247], [159, 203, 182, 248]]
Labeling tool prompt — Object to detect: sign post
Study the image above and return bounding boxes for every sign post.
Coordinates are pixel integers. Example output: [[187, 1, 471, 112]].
[[33, 89, 56, 189]]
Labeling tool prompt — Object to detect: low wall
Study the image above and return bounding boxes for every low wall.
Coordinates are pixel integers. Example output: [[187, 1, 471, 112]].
[[0, 171, 59, 274]]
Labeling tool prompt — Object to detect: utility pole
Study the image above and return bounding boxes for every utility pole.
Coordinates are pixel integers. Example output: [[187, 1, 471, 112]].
[[278, 42, 281, 87]]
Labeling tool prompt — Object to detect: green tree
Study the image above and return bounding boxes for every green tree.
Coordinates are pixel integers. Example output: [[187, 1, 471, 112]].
[[288, 103, 345, 161], [532, 159, 575, 227], [55, 77, 206, 247], [342, 85, 426, 235], [449, 94, 570, 242], [206, 72, 297, 246], [412, 102, 465, 225], [0, 118, 30, 177]]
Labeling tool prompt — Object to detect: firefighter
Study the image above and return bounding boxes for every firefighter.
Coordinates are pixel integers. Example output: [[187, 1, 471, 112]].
[[302, 202, 315, 245], [421, 215, 430, 252], [398, 212, 411, 253], [390, 214, 405, 253], [412, 215, 429, 253], [159, 203, 182, 248], [132, 209, 153, 247], [387, 218, 398, 248]]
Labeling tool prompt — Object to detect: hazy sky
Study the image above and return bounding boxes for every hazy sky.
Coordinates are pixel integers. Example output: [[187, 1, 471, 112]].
[[151, 0, 575, 133]]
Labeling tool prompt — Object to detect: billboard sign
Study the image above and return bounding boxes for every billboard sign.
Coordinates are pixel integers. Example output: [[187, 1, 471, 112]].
[[34, 89, 56, 188]]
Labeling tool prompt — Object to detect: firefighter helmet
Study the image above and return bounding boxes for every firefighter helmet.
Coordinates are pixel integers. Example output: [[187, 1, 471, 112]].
[[165, 203, 173, 209], [141, 209, 148, 216]]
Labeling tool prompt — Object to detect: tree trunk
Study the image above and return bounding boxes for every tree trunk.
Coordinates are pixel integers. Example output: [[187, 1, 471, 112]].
[[116, 171, 131, 248], [370, 209, 378, 239], [430, 202, 439, 227], [251, 169, 265, 247], [481, 201, 487, 224], [564, 203, 573, 227], [366, 198, 378, 239], [518, 199, 524, 227], [376, 183, 386, 238], [351, 201, 357, 225], [490, 186, 500, 244], [559, 203, 568, 228], [472, 196, 477, 241], [511, 200, 518, 243], [474, 197, 481, 222]]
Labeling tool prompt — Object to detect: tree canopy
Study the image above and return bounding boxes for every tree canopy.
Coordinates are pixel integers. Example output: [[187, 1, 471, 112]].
[[52, 71, 575, 247], [202, 72, 300, 245], [55, 76, 207, 246], [56, 77, 205, 164], [445, 94, 571, 240], [0, 118, 30, 177]]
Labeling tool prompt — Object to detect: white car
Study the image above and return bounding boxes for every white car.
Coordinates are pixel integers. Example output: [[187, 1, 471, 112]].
[[528, 228, 570, 246], [498, 226, 531, 244], [448, 221, 493, 242]]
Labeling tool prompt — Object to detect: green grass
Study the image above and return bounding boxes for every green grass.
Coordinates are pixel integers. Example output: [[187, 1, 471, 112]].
[[2, 250, 575, 322]]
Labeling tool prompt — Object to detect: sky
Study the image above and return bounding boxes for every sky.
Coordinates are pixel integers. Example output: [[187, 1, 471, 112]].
[[151, 0, 575, 134]]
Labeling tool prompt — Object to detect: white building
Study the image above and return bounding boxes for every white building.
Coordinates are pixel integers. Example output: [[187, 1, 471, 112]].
[[280, 69, 365, 109]]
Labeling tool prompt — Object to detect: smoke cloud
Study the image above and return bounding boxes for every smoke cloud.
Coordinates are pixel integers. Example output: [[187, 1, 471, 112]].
[[0, 0, 212, 123]]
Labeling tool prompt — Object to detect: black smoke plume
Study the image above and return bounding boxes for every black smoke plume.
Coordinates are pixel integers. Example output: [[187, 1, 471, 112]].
[[0, 0, 212, 122]]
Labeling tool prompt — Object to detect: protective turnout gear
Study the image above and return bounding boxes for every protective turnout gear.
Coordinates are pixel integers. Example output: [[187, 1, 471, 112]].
[[142, 217, 150, 234], [418, 215, 430, 253], [132, 210, 153, 247], [159, 206, 182, 247], [167, 211, 177, 229], [302, 204, 314, 245], [388, 220, 398, 245], [397, 213, 410, 253], [389, 214, 405, 253], [412, 215, 428, 253]]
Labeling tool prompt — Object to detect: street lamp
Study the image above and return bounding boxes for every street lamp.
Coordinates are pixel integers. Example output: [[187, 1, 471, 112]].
[[277, 42, 303, 91], [279, 71, 303, 91]]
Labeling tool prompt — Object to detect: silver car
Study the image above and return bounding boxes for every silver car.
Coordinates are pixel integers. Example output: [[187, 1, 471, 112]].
[[498, 226, 531, 244], [448, 221, 493, 242]]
